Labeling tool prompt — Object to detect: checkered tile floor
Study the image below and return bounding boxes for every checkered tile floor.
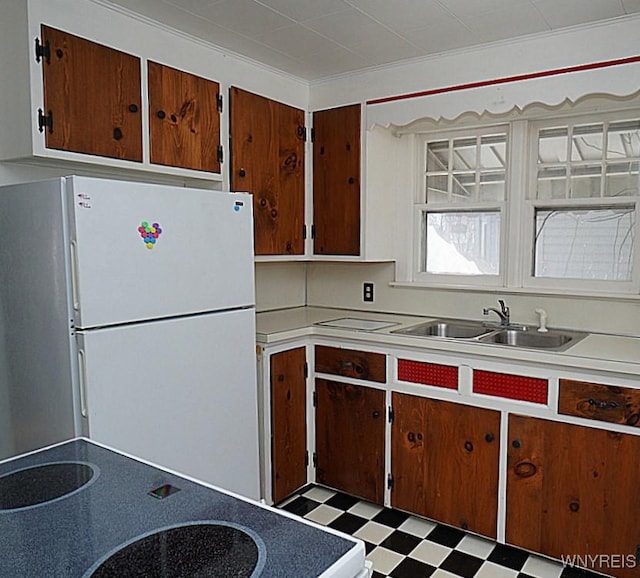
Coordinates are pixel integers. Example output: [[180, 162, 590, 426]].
[[277, 485, 605, 578]]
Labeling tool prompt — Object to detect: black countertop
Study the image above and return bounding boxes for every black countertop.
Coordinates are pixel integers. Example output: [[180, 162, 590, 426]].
[[0, 438, 365, 577]]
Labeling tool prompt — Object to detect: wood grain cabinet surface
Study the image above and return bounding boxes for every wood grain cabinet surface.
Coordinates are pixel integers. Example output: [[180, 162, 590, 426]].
[[315, 345, 386, 383], [558, 378, 640, 428], [391, 393, 500, 538], [40, 25, 142, 162], [506, 414, 640, 578], [270, 347, 307, 504], [315, 379, 385, 503], [312, 104, 361, 256], [148, 61, 220, 173], [230, 86, 305, 256]]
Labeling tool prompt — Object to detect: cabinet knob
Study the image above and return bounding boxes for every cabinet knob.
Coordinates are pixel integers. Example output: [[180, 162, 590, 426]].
[[372, 411, 380, 419], [238, 168, 246, 178], [128, 104, 139, 113], [485, 433, 495, 443], [512, 439, 521, 449], [464, 441, 474, 452], [348, 177, 355, 184], [113, 127, 123, 141], [157, 110, 166, 119], [569, 501, 580, 512]]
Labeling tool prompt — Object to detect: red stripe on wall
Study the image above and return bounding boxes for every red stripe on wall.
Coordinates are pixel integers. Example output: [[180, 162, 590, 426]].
[[366, 55, 640, 106]]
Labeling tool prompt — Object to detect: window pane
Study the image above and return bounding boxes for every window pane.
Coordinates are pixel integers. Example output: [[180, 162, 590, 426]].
[[605, 162, 640, 197], [538, 127, 568, 163], [452, 138, 477, 170], [452, 172, 475, 202], [425, 211, 500, 275], [569, 164, 601, 198], [536, 166, 566, 199], [607, 120, 640, 159], [572, 124, 604, 162], [426, 174, 449, 203], [534, 207, 634, 281], [479, 171, 505, 201], [480, 134, 506, 169], [427, 140, 449, 172]]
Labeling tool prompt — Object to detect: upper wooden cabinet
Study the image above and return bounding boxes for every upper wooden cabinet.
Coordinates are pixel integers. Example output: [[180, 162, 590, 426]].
[[230, 87, 305, 256], [40, 25, 142, 162], [148, 61, 221, 173], [312, 104, 361, 256]]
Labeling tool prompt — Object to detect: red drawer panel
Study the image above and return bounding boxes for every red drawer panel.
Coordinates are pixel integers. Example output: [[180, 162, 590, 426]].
[[397, 359, 458, 390], [473, 370, 548, 404]]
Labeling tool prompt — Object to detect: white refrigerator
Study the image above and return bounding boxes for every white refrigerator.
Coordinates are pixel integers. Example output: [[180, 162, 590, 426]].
[[0, 176, 260, 500]]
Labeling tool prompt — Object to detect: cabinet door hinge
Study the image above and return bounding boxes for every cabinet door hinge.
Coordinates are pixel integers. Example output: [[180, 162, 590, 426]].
[[310, 224, 315, 240], [35, 38, 50, 64], [388, 405, 394, 423], [304, 362, 308, 379], [310, 127, 315, 143], [217, 145, 224, 164], [387, 473, 394, 490], [216, 93, 223, 113], [38, 109, 53, 134], [313, 452, 317, 468], [312, 390, 317, 407], [297, 125, 307, 141], [303, 224, 307, 240], [305, 451, 309, 467]]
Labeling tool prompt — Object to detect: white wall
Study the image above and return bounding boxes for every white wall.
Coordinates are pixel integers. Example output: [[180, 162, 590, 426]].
[[306, 262, 640, 337]]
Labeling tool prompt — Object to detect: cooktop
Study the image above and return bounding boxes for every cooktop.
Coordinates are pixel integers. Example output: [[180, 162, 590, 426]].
[[0, 438, 365, 577]]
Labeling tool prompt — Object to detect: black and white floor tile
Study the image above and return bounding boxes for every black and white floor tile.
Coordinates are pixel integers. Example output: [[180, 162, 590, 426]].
[[277, 485, 605, 578]]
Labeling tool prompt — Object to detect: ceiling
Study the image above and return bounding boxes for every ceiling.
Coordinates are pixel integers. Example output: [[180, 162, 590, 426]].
[[106, 0, 640, 81]]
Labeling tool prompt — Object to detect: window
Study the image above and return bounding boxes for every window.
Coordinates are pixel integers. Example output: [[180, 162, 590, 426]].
[[416, 127, 507, 285], [410, 109, 640, 294], [526, 115, 639, 292]]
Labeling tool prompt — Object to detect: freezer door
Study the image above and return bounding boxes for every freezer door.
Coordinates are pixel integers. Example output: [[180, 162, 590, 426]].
[[66, 176, 255, 328], [77, 308, 260, 500]]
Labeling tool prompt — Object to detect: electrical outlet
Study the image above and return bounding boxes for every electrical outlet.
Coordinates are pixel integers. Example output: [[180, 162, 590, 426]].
[[363, 282, 374, 302]]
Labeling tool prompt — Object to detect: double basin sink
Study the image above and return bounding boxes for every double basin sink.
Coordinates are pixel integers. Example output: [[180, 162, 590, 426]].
[[392, 319, 587, 352]]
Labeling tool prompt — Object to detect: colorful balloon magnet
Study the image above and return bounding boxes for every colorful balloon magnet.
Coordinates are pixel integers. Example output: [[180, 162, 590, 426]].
[[139, 220, 162, 248]]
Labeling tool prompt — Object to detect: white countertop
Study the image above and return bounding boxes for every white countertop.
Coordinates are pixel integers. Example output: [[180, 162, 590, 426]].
[[256, 307, 640, 377]]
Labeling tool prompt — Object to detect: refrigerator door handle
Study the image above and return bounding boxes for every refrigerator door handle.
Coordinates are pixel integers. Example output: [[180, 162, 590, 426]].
[[78, 349, 88, 418], [70, 239, 80, 311]]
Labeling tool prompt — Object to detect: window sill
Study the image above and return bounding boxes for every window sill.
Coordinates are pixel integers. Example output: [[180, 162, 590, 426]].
[[389, 281, 640, 302]]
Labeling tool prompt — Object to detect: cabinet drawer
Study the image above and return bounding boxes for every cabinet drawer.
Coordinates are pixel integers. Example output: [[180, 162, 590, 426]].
[[397, 359, 458, 390], [558, 379, 640, 427], [315, 345, 385, 383], [473, 370, 548, 404]]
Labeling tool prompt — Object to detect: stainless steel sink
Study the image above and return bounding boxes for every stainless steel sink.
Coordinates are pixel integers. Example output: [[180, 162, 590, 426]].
[[392, 318, 588, 352], [392, 320, 492, 339], [478, 328, 587, 351]]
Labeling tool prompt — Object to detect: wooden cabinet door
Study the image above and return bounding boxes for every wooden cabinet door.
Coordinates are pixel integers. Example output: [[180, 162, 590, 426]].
[[271, 347, 307, 504], [313, 104, 361, 256], [507, 414, 640, 578], [40, 26, 142, 161], [148, 61, 220, 172], [230, 87, 305, 255], [315, 379, 385, 503], [391, 393, 500, 538]]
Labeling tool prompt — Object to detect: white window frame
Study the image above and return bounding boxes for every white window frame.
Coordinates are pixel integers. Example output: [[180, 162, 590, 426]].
[[522, 112, 640, 295], [412, 125, 510, 288], [405, 108, 640, 296]]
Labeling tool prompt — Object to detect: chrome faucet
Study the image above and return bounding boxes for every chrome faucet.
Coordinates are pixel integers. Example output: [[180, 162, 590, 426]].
[[483, 299, 510, 326]]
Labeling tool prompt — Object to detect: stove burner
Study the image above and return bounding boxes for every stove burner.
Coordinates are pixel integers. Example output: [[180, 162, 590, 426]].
[[87, 522, 266, 578], [0, 462, 96, 511]]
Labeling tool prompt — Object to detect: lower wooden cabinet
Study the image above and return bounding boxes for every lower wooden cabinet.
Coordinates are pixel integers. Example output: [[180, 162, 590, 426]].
[[315, 379, 385, 504], [270, 347, 307, 503], [391, 393, 500, 537], [507, 414, 640, 578]]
